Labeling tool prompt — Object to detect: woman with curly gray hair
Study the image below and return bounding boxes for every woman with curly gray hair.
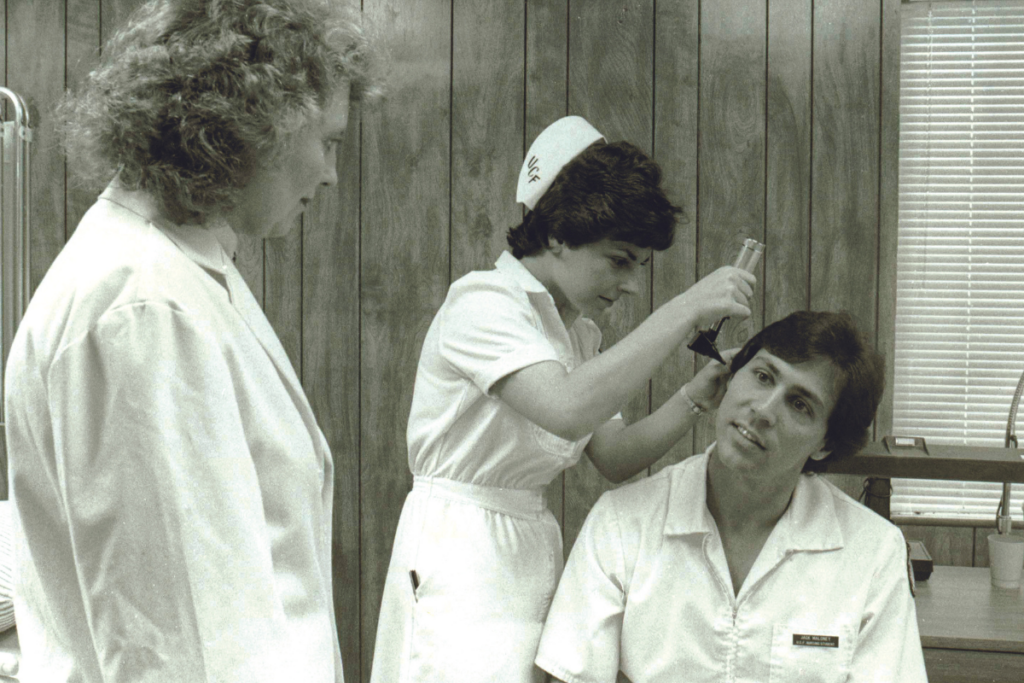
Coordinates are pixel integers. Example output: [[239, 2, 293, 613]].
[[3, 1, 381, 680]]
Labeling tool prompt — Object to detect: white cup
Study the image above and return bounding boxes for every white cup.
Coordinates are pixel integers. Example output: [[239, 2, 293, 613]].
[[987, 534, 1024, 589]]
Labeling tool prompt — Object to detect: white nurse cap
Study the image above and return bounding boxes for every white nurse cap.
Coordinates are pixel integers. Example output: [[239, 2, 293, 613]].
[[516, 116, 606, 211]]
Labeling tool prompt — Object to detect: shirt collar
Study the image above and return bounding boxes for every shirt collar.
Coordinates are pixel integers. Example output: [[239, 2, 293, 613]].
[[664, 444, 717, 536], [99, 183, 238, 276], [664, 444, 844, 552], [778, 470, 845, 552], [494, 250, 550, 295]]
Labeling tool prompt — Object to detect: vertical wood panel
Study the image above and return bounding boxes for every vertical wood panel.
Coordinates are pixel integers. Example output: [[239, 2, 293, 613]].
[[876, 0, 901, 438], [694, 0, 767, 453], [9, 0, 66, 292], [65, 0, 101, 237], [650, 0, 700, 471], [450, 0, 523, 280], [811, 0, 881, 500], [899, 524, 975, 568], [810, 0, 879, 331], [766, 0, 811, 322], [563, 0, 654, 554], [304, 92, 363, 683], [234, 236, 265, 308], [526, 0, 570, 528], [1, 0, 5, 92], [360, 0, 451, 674], [264, 219, 303, 372]]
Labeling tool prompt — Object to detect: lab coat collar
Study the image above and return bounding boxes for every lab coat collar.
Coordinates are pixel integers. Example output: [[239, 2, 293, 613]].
[[99, 183, 238, 278], [97, 184, 328, 474], [664, 444, 845, 553], [494, 250, 550, 295]]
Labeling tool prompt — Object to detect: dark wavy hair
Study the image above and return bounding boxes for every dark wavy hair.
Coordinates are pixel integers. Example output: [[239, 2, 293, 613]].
[[59, 0, 386, 224], [506, 140, 681, 258], [730, 311, 886, 471]]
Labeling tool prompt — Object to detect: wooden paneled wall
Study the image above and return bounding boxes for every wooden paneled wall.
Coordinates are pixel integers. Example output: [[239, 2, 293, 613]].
[[2, 1, 989, 681]]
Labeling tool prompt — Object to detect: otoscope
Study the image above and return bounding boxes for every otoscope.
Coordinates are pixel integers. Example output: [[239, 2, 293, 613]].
[[687, 238, 765, 365]]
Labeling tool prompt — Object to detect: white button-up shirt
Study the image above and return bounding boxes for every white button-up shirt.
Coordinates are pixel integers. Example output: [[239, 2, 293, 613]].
[[535, 448, 927, 683]]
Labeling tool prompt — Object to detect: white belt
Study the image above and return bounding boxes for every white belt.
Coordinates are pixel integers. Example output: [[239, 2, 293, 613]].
[[412, 475, 549, 520]]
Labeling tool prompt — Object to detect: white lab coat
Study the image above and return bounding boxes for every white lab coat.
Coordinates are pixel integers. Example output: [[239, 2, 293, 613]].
[[536, 447, 929, 683], [4, 185, 343, 682]]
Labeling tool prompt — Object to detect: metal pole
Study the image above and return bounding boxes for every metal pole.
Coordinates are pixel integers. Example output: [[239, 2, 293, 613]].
[[997, 370, 1024, 534], [0, 87, 33, 431]]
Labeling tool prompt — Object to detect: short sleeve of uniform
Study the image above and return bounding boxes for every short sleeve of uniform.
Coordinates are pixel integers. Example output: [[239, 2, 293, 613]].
[[437, 277, 561, 395], [536, 493, 628, 683], [849, 528, 928, 683]]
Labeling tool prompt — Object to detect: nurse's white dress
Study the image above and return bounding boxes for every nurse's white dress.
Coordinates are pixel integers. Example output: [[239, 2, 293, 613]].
[[370, 251, 608, 683]]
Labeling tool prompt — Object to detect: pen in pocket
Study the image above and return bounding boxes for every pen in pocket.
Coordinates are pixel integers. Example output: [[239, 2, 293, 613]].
[[409, 570, 420, 601]]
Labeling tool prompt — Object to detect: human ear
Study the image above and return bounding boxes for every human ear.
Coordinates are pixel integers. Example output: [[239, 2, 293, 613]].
[[546, 237, 564, 254], [809, 448, 831, 462]]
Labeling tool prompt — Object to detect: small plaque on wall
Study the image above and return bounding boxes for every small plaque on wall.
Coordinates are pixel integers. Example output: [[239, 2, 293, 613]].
[[882, 435, 929, 455]]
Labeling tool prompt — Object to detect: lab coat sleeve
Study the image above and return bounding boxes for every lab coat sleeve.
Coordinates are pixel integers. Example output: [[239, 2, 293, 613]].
[[849, 528, 929, 683], [535, 493, 627, 683], [46, 301, 290, 683], [437, 279, 561, 395]]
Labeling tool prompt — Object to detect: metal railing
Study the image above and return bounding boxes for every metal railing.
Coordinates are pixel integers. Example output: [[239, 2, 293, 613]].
[[0, 88, 33, 431]]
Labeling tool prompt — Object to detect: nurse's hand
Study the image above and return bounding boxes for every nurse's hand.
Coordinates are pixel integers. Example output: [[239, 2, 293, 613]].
[[679, 266, 755, 330], [684, 347, 739, 411]]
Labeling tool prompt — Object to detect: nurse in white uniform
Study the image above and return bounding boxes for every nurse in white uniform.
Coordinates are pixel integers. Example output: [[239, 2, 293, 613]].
[[3, 2, 381, 681], [370, 117, 757, 683]]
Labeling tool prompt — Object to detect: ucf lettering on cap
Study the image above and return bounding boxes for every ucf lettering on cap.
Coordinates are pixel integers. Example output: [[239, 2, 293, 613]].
[[516, 116, 606, 211]]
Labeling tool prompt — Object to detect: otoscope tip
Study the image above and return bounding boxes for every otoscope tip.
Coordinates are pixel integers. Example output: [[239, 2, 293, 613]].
[[687, 330, 726, 365]]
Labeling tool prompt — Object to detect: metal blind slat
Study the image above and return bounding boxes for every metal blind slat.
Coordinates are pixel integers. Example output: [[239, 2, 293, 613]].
[[894, 0, 1024, 521]]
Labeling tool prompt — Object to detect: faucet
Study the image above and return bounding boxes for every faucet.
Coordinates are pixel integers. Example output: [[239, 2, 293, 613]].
[[996, 368, 1024, 535]]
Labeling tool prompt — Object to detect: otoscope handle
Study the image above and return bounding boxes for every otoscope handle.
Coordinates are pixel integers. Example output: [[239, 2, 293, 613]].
[[733, 238, 765, 273], [712, 239, 764, 328], [688, 238, 765, 364], [714, 238, 765, 326]]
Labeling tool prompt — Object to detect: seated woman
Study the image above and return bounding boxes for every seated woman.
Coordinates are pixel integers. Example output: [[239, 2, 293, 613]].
[[370, 116, 756, 683]]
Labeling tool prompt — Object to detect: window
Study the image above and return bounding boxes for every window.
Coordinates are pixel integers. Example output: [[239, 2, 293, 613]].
[[892, 0, 1024, 521]]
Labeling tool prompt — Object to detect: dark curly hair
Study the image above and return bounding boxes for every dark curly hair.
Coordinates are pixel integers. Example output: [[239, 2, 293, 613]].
[[506, 140, 680, 258], [730, 311, 886, 471], [59, 0, 386, 224]]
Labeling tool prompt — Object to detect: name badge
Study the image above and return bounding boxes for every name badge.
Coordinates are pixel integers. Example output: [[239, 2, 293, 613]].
[[793, 634, 839, 648]]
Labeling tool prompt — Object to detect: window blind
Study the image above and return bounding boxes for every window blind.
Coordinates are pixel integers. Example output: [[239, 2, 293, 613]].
[[892, 0, 1024, 521]]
